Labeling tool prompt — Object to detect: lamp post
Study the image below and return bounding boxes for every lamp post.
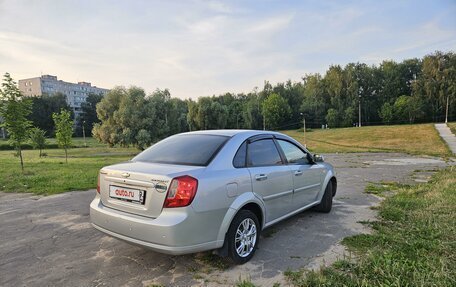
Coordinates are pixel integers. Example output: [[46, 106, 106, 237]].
[[355, 71, 363, 127], [358, 86, 363, 127], [263, 114, 266, 131], [300, 112, 306, 148], [439, 61, 450, 124], [436, 57, 450, 124], [82, 120, 87, 147]]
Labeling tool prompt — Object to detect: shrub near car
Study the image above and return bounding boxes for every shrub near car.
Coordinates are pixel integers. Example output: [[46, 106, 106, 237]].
[[90, 130, 337, 263]]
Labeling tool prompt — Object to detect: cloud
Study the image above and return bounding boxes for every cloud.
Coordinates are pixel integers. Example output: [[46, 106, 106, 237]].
[[359, 14, 456, 64], [204, 0, 235, 14], [247, 13, 295, 34], [392, 20, 455, 54], [0, 0, 455, 99]]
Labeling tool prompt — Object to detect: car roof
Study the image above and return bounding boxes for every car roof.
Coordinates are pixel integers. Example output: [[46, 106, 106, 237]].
[[179, 129, 281, 138]]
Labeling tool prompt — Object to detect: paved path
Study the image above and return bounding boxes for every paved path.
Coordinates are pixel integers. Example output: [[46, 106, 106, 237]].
[[435, 123, 456, 154], [0, 153, 450, 287]]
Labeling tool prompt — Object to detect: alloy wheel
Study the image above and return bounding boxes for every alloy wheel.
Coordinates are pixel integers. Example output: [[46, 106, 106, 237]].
[[234, 218, 257, 257]]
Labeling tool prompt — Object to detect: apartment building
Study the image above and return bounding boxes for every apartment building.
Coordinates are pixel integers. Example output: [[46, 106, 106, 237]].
[[18, 75, 109, 120]]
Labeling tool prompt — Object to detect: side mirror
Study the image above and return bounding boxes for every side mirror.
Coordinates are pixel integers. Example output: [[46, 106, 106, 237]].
[[313, 154, 324, 162]]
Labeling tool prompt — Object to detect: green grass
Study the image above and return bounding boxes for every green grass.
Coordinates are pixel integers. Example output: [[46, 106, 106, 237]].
[[364, 181, 410, 196], [198, 252, 230, 270], [284, 167, 456, 286], [448, 122, 456, 135], [0, 145, 138, 195], [283, 123, 451, 157], [0, 123, 451, 195], [235, 278, 257, 287]]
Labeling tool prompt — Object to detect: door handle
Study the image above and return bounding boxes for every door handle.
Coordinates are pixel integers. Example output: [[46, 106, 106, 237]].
[[294, 170, 303, 176], [255, 174, 268, 181]]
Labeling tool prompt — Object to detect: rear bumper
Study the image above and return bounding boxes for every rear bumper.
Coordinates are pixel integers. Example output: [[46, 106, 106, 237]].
[[91, 223, 219, 255], [90, 197, 225, 255]]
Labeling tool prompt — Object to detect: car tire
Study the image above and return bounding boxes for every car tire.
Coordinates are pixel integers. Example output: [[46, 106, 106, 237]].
[[226, 209, 260, 264], [314, 182, 333, 213]]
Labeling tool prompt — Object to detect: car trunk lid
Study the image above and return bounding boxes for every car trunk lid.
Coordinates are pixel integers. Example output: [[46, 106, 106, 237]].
[[99, 161, 205, 218]]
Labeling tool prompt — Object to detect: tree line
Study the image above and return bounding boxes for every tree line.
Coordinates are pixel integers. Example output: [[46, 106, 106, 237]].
[[1, 50, 454, 152], [93, 50, 455, 149], [23, 92, 103, 137]]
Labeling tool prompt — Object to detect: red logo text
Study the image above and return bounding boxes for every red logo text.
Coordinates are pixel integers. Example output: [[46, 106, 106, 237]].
[[115, 189, 135, 198]]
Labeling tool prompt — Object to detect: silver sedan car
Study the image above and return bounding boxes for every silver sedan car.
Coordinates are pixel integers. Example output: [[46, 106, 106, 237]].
[[90, 130, 337, 264]]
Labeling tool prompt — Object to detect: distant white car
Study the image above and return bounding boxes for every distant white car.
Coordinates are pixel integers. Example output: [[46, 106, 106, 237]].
[[90, 130, 337, 263]]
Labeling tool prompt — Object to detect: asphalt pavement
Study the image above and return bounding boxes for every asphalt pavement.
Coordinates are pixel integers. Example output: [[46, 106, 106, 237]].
[[435, 123, 456, 154], [0, 153, 451, 286]]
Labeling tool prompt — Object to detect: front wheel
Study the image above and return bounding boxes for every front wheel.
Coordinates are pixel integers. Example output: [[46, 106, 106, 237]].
[[314, 182, 333, 213], [226, 210, 260, 264]]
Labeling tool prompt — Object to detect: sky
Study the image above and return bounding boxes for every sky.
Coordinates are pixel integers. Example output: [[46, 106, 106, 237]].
[[0, 0, 455, 99]]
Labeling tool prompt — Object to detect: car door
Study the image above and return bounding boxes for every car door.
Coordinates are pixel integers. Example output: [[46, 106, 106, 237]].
[[246, 137, 294, 223], [276, 139, 323, 210]]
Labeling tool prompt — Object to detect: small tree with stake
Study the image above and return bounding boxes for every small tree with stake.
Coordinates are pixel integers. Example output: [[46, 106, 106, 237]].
[[0, 73, 32, 172], [29, 127, 47, 157], [52, 109, 73, 163]]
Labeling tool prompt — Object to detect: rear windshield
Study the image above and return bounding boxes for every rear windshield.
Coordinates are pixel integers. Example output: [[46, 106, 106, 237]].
[[132, 134, 229, 166]]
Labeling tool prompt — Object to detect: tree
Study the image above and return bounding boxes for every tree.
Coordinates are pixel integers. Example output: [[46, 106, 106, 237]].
[[226, 96, 244, 129], [29, 127, 47, 157], [93, 87, 131, 146], [262, 93, 291, 129], [28, 93, 71, 136], [273, 80, 304, 125], [325, 65, 345, 112], [167, 98, 188, 134], [195, 97, 213, 130], [78, 93, 104, 136], [93, 86, 187, 148], [208, 101, 228, 129], [413, 51, 455, 122], [0, 73, 32, 171], [378, 60, 406, 104], [243, 93, 262, 130], [186, 100, 199, 131], [393, 95, 423, 124], [301, 73, 327, 127], [146, 89, 171, 141], [136, 129, 151, 150], [52, 109, 73, 163], [343, 106, 356, 127], [379, 102, 394, 124], [325, 108, 339, 128], [190, 97, 229, 130], [90, 50, 454, 146]]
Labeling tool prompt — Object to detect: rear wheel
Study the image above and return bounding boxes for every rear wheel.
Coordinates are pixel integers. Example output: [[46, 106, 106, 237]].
[[314, 182, 333, 213], [226, 210, 260, 264]]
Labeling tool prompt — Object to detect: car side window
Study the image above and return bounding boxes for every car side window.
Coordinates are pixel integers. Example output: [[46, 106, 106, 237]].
[[277, 140, 309, 165], [247, 139, 283, 167], [233, 141, 247, 168]]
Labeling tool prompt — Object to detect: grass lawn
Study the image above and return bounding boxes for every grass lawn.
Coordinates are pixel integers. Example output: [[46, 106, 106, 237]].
[[0, 124, 451, 195], [284, 167, 456, 286], [448, 122, 456, 135], [0, 146, 138, 195], [283, 123, 451, 157]]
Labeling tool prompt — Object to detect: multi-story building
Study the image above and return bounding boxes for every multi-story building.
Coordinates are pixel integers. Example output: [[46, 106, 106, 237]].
[[18, 75, 109, 121]]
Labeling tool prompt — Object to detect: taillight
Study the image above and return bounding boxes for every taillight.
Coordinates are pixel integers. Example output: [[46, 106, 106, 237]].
[[97, 173, 100, 194], [164, 175, 198, 208]]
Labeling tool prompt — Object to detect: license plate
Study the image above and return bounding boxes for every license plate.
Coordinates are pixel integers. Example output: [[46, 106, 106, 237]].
[[109, 185, 145, 204]]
